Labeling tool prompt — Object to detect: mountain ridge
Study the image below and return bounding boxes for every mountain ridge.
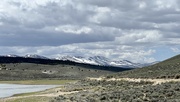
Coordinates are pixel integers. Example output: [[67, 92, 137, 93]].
[[56, 55, 157, 68], [0, 54, 157, 68]]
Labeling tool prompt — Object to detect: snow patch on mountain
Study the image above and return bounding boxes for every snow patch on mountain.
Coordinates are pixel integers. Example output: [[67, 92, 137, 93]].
[[0, 54, 157, 68], [1, 54, 20, 57], [56, 55, 154, 68], [56, 55, 98, 65], [24, 54, 49, 59]]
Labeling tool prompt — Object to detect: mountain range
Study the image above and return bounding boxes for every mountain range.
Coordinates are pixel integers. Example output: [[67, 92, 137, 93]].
[[1, 54, 158, 68], [55, 55, 157, 68]]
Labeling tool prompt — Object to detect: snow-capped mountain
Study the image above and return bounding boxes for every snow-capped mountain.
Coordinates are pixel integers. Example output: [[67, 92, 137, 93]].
[[1, 54, 20, 57], [0, 54, 157, 68], [56, 55, 154, 68], [1, 54, 48, 59], [24, 54, 49, 59], [109, 60, 142, 68], [56, 55, 98, 65], [88, 56, 111, 66]]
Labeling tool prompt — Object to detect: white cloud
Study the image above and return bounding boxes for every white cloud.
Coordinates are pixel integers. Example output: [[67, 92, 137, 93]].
[[135, 31, 162, 43], [171, 48, 180, 53], [0, 0, 180, 63], [162, 38, 180, 45], [0, 22, 3, 26], [139, 1, 147, 9], [88, 6, 111, 24], [118, 50, 156, 63], [0, 44, 156, 63], [55, 25, 92, 34], [115, 30, 162, 44], [155, 0, 178, 10]]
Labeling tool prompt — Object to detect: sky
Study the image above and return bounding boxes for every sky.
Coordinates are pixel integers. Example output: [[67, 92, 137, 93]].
[[0, 0, 180, 63]]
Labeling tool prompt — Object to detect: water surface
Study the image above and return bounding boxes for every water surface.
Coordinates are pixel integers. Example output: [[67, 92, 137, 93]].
[[0, 84, 58, 98]]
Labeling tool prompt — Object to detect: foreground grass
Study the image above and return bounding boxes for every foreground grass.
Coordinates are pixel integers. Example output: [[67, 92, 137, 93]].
[[2, 96, 52, 102], [12, 91, 40, 97], [51, 79, 180, 102], [0, 80, 76, 85]]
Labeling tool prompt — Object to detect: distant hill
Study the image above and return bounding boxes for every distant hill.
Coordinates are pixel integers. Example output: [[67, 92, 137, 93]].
[[0, 56, 131, 72], [0, 56, 131, 80], [1, 54, 156, 68], [106, 54, 180, 79], [50, 55, 180, 102], [56, 55, 155, 68]]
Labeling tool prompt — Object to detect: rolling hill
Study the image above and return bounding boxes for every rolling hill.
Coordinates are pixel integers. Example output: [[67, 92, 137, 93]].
[[1, 54, 180, 102], [56, 55, 150, 68], [50, 54, 180, 102], [106, 54, 180, 79], [1, 54, 155, 68], [0, 56, 131, 80]]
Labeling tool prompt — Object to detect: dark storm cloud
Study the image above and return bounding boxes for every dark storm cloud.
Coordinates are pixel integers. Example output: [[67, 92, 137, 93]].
[[0, 29, 114, 46]]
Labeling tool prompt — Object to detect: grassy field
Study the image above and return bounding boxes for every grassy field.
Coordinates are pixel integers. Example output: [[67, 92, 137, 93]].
[[2, 96, 53, 102], [0, 80, 76, 85], [0, 63, 115, 81], [50, 79, 180, 102]]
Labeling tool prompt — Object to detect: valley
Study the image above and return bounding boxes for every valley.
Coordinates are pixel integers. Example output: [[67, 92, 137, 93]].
[[50, 54, 180, 102], [0, 54, 179, 102], [1, 0, 179, 101], [0, 55, 132, 80]]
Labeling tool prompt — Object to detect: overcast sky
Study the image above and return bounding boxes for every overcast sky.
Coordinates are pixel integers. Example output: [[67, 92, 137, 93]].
[[0, 0, 180, 63]]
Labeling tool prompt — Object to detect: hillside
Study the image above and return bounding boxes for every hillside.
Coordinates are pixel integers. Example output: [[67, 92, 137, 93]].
[[0, 56, 131, 80], [106, 54, 180, 79], [56, 55, 150, 68], [1, 54, 154, 68], [50, 54, 180, 102], [1, 55, 180, 102]]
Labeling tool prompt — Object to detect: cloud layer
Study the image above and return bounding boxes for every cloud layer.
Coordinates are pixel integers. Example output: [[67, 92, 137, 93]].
[[0, 0, 180, 63]]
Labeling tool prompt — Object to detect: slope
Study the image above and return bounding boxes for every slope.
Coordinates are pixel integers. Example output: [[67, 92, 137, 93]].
[[56, 55, 153, 68], [50, 54, 180, 102], [106, 54, 180, 79], [0, 56, 132, 80]]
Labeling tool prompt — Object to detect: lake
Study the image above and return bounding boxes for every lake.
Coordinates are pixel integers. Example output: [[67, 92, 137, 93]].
[[0, 84, 58, 98]]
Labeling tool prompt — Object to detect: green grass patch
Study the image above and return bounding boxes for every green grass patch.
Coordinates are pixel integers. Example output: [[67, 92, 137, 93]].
[[12, 91, 40, 97], [7, 96, 52, 102], [0, 80, 77, 85]]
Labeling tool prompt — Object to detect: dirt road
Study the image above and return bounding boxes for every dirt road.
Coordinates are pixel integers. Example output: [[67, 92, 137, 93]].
[[88, 77, 180, 85]]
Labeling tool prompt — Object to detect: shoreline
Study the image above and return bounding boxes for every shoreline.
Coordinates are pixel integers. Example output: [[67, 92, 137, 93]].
[[0, 85, 78, 102], [0, 84, 60, 99], [0, 80, 77, 102], [0, 79, 76, 85]]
